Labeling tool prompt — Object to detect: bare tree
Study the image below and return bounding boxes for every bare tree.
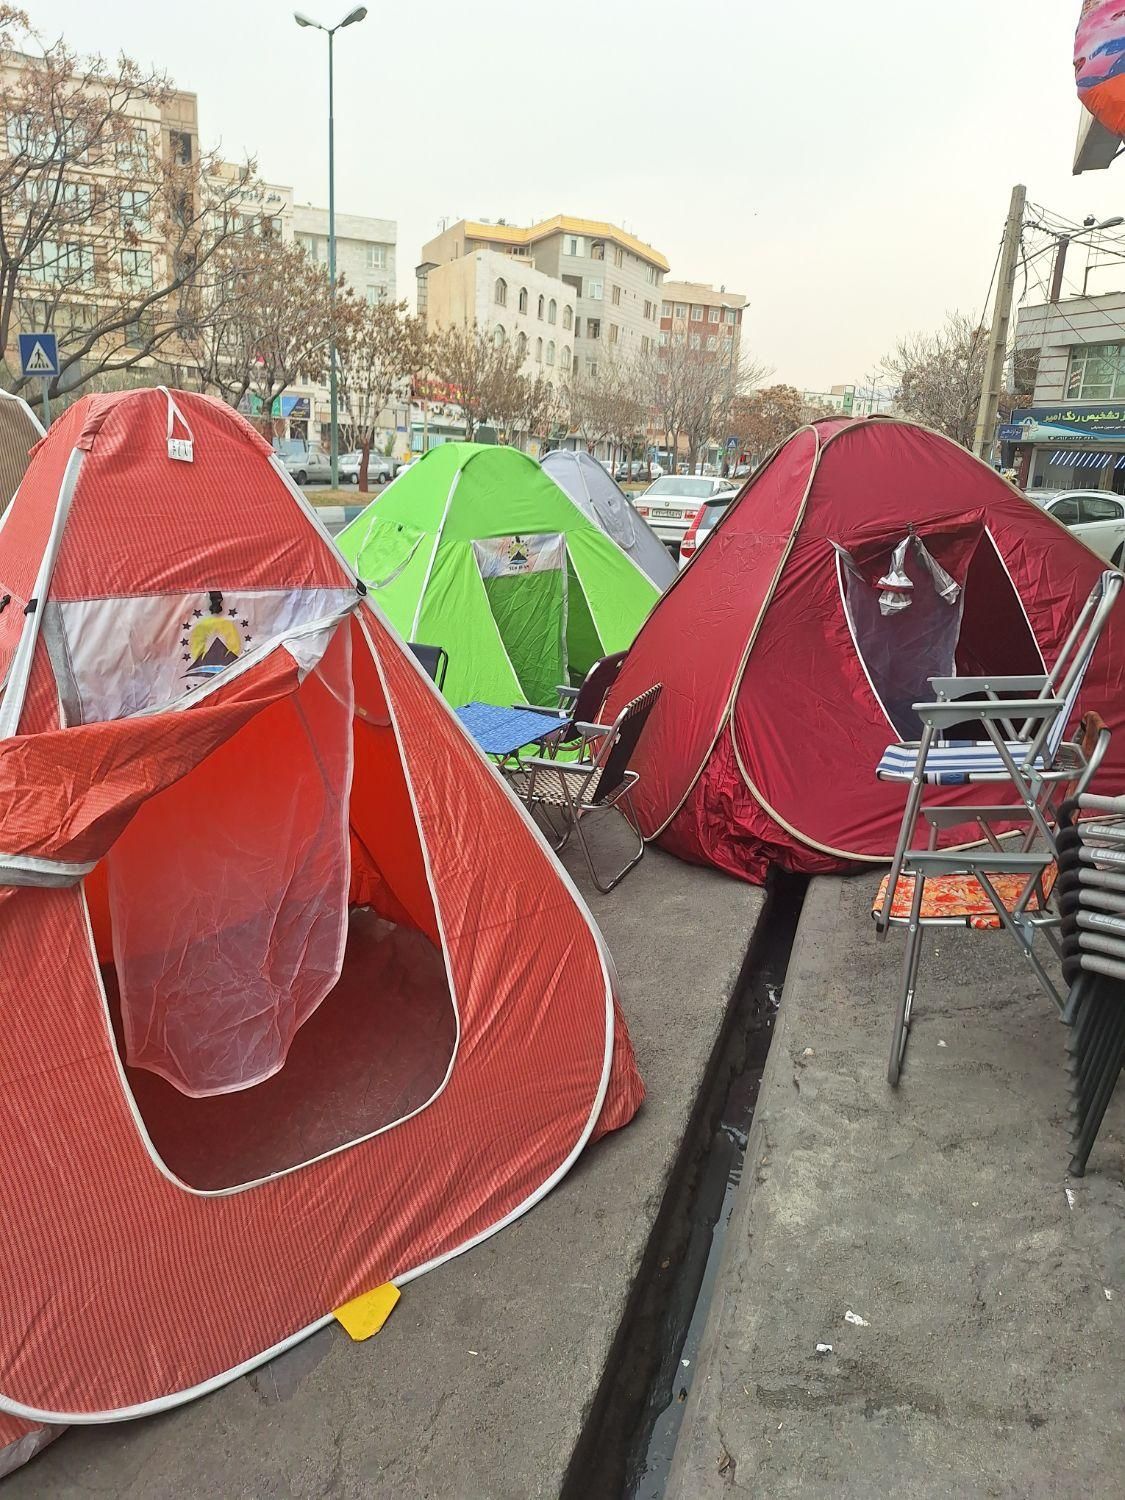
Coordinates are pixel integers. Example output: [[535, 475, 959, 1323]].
[[883, 312, 987, 448], [639, 332, 764, 473], [514, 371, 567, 451], [729, 385, 806, 463], [430, 321, 524, 439], [336, 298, 429, 489], [188, 236, 348, 434], [0, 7, 263, 399]]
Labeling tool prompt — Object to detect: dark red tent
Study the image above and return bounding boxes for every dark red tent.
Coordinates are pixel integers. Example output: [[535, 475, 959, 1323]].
[[605, 417, 1125, 884]]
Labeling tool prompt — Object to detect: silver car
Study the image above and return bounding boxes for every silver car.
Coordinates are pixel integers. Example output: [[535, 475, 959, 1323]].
[[279, 442, 332, 486], [339, 451, 397, 485], [634, 474, 738, 549]]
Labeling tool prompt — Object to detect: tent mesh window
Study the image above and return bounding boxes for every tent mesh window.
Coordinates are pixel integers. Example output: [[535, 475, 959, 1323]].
[[838, 530, 1043, 742], [89, 619, 457, 1192]]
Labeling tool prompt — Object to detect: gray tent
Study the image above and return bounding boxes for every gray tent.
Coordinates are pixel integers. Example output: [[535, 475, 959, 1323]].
[[0, 389, 44, 518], [540, 449, 677, 589]]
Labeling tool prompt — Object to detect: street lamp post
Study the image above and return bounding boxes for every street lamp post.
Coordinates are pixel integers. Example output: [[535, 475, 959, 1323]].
[[294, 6, 367, 490]]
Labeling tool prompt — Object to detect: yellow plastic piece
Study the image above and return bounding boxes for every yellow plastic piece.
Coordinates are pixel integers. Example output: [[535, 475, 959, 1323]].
[[333, 1282, 400, 1341]]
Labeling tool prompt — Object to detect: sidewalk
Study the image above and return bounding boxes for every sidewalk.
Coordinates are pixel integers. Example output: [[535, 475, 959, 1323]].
[[667, 875, 1125, 1498], [8, 827, 762, 1499]]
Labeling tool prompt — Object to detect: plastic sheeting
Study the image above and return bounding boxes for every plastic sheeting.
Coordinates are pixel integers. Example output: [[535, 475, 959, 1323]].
[[108, 624, 354, 1097]]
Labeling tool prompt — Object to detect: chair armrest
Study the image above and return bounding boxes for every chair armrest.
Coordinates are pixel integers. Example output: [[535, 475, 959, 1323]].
[[927, 675, 1049, 700], [555, 685, 579, 704], [512, 703, 564, 718], [523, 757, 598, 775], [575, 721, 612, 738], [912, 698, 1064, 731]]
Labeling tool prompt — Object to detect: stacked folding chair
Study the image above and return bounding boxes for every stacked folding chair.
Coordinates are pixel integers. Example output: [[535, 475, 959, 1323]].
[[874, 570, 1121, 1090], [1057, 793, 1125, 1175]]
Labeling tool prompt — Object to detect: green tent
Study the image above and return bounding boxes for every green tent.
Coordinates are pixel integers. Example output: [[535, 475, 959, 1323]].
[[336, 443, 661, 706]]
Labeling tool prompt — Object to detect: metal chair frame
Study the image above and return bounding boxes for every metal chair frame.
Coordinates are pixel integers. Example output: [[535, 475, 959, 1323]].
[[519, 684, 661, 893]]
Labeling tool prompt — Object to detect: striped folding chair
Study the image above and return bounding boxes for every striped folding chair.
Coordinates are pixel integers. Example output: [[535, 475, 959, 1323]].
[[876, 569, 1122, 942], [877, 712, 1111, 1086]]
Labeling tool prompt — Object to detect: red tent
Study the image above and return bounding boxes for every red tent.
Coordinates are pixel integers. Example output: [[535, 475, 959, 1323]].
[[0, 388, 642, 1470], [604, 418, 1125, 884]]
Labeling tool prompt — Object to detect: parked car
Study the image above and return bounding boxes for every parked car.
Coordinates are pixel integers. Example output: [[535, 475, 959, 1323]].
[[634, 474, 738, 549], [1032, 489, 1125, 565], [339, 450, 398, 485], [614, 460, 665, 482], [678, 492, 739, 568], [278, 441, 332, 486]]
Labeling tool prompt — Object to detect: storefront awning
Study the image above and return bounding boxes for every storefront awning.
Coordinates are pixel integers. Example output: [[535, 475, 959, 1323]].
[[1049, 450, 1125, 470]]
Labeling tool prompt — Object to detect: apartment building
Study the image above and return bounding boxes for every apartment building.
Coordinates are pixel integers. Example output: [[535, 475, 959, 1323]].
[[658, 281, 746, 361], [418, 215, 668, 378], [292, 204, 397, 307], [1013, 291, 1125, 493], [425, 248, 575, 385]]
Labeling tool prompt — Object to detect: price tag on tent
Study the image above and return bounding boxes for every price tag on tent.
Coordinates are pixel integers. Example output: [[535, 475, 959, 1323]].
[[333, 1282, 400, 1341]]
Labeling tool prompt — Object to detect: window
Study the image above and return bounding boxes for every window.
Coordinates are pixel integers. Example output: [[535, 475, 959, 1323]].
[[722, 324, 733, 339], [706, 335, 718, 351], [587, 278, 603, 300], [121, 248, 153, 288], [661, 301, 672, 318], [562, 305, 573, 331], [518, 286, 528, 313], [516, 331, 528, 357], [365, 285, 387, 305], [587, 318, 601, 339], [645, 265, 657, 283], [614, 246, 624, 268], [1081, 495, 1125, 522], [608, 323, 619, 345], [690, 332, 702, 350], [546, 340, 556, 366], [691, 305, 704, 322], [585, 358, 599, 377], [609, 284, 620, 307], [672, 332, 685, 347], [641, 335, 650, 354], [1067, 343, 1125, 400], [1049, 496, 1081, 525], [365, 244, 386, 270], [120, 189, 151, 234], [564, 235, 586, 256], [725, 308, 737, 324], [643, 300, 652, 319], [659, 331, 669, 347], [296, 232, 319, 258], [536, 337, 544, 362], [561, 345, 571, 372], [6, 113, 51, 160], [169, 129, 193, 165], [28, 240, 94, 287], [591, 240, 606, 261], [116, 125, 150, 174], [709, 307, 721, 323], [548, 298, 557, 324], [494, 323, 506, 347], [674, 303, 687, 318], [495, 277, 507, 306], [538, 293, 545, 319]]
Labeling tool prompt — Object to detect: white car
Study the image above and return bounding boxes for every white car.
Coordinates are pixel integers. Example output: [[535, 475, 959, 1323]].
[[338, 451, 399, 485], [634, 474, 739, 550], [1034, 489, 1125, 566]]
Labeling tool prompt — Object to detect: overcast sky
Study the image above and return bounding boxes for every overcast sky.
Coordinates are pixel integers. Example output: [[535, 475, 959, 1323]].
[[30, 0, 1125, 389]]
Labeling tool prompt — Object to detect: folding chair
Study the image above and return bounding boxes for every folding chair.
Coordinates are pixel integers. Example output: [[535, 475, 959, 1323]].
[[876, 569, 1122, 941], [1055, 791, 1125, 1174], [877, 713, 1111, 1086], [408, 642, 449, 691], [515, 650, 628, 759], [519, 685, 662, 893]]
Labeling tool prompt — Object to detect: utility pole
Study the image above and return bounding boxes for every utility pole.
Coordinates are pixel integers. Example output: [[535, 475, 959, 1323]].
[[973, 183, 1027, 462]]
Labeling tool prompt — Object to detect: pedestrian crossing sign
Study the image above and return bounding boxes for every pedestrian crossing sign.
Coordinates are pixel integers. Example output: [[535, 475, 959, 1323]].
[[18, 332, 59, 377]]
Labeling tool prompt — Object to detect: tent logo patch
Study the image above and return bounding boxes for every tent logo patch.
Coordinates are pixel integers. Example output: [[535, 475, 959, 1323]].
[[505, 536, 531, 571], [181, 594, 252, 680]]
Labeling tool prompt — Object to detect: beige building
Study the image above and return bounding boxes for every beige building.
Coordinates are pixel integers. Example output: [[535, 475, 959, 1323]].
[[425, 248, 575, 386], [659, 281, 746, 363], [418, 215, 668, 379], [292, 204, 397, 308]]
